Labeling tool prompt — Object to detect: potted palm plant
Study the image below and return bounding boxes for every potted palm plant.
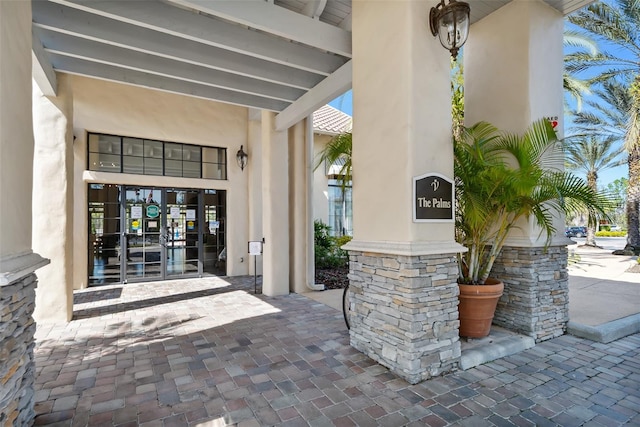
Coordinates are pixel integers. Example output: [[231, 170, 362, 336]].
[[454, 119, 609, 338]]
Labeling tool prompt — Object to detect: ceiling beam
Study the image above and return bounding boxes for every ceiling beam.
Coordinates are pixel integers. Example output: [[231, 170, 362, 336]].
[[32, 31, 57, 96], [37, 29, 305, 102], [49, 0, 347, 74], [32, 2, 324, 90], [339, 13, 353, 31], [275, 61, 352, 131], [303, 0, 328, 19], [167, 0, 351, 57], [49, 54, 291, 112]]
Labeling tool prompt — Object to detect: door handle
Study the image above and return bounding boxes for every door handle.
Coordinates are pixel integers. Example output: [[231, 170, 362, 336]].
[[159, 232, 168, 247]]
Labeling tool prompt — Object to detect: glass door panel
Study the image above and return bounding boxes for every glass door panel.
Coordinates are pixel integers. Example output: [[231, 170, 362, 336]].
[[88, 184, 121, 285], [125, 187, 163, 281], [203, 190, 226, 275], [165, 189, 200, 276]]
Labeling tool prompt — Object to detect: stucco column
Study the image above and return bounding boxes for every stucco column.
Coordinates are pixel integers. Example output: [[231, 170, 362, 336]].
[[288, 118, 321, 293], [32, 76, 74, 323], [0, 1, 48, 424], [345, 0, 464, 383], [464, 0, 569, 342], [464, 0, 565, 243], [247, 109, 263, 276], [261, 111, 289, 296]]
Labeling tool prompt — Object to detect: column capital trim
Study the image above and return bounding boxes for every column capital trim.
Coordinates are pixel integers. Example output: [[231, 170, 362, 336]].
[[0, 252, 50, 286], [343, 240, 467, 256], [503, 236, 575, 248]]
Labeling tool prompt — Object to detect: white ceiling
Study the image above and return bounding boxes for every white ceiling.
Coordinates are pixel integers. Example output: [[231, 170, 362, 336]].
[[32, 0, 594, 130]]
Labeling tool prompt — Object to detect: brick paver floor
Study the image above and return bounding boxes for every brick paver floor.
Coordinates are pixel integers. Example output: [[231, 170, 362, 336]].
[[33, 277, 640, 426]]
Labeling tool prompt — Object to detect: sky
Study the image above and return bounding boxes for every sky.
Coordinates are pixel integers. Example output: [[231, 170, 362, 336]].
[[328, 6, 632, 188], [329, 90, 352, 116]]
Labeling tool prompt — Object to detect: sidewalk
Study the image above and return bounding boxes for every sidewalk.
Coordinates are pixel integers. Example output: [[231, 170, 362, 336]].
[[567, 243, 640, 343]]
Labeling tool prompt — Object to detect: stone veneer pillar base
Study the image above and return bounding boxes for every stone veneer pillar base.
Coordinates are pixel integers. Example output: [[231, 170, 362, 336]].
[[491, 245, 569, 343], [0, 273, 38, 426], [347, 249, 460, 384], [0, 253, 47, 427]]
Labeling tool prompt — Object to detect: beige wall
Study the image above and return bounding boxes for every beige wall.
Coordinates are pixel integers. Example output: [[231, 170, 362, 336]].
[[0, 1, 34, 260], [68, 75, 250, 288]]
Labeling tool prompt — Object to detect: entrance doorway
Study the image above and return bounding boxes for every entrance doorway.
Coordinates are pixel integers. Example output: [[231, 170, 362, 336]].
[[89, 184, 226, 285]]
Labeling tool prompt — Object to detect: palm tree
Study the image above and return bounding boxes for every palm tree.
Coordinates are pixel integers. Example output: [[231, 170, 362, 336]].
[[455, 120, 609, 284], [568, 79, 634, 239], [570, 80, 632, 139], [563, 31, 598, 112], [314, 132, 352, 192], [564, 134, 625, 245], [566, 0, 640, 252], [314, 132, 352, 236]]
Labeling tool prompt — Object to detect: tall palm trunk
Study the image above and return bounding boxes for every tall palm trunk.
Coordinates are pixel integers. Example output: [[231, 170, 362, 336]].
[[626, 79, 640, 251], [585, 171, 598, 246], [626, 146, 640, 250]]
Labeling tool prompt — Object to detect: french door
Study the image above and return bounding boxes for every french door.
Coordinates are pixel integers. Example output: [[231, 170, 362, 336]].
[[89, 185, 225, 285]]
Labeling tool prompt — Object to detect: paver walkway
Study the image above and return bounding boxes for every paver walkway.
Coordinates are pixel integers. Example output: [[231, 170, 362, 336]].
[[34, 277, 640, 426]]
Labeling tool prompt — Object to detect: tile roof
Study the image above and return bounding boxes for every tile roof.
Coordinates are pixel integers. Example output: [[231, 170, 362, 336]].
[[313, 104, 352, 135]]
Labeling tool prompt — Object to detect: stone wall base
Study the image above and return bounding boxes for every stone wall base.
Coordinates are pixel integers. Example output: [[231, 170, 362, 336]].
[[491, 245, 568, 343], [0, 273, 37, 426], [347, 250, 460, 384]]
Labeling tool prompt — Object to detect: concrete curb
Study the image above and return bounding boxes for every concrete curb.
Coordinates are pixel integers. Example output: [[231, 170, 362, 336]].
[[460, 334, 535, 370], [567, 313, 640, 344]]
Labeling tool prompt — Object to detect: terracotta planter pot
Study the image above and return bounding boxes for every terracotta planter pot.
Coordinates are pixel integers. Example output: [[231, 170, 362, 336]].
[[458, 279, 504, 338]]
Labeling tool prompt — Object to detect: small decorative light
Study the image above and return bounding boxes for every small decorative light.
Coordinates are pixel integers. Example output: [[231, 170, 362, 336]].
[[429, 0, 471, 59], [236, 145, 248, 171]]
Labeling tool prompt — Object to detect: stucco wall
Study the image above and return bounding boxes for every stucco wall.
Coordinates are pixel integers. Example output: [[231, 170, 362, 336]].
[[69, 75, 250, 288], [0, 1, 34, 260]]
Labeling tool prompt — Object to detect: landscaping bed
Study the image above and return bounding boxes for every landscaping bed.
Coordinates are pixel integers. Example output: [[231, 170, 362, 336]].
[[315, 267, 349, 289]]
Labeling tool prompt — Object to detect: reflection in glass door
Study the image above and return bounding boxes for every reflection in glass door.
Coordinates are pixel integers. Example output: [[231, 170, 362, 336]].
[[124, 187, 163, 282], [165, 189, 200, 277], [88, 184, 122, 284]]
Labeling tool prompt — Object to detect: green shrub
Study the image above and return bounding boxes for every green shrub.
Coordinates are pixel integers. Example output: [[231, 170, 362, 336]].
[[595, 231, 627, 237], [332, 235, 352, 266], [314, 220, 351, 268]]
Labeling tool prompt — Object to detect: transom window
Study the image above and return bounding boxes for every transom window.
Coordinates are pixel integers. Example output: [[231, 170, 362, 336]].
[[88, 133, 227, 180]]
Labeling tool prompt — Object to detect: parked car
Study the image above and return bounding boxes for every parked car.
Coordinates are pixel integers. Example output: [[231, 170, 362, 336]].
[[610, 225, 622, 232], [565, 226, 587, 238]]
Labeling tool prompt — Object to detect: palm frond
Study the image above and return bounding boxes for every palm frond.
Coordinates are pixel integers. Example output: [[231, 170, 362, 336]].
[[564, 30, 599, 55], [314, 132, 352, 192], [455, 120, 610, 284], [568, 2, 639, 50]]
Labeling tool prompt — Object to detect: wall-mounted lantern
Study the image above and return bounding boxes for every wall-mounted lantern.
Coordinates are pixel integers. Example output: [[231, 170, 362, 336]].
[[429, 0, 471, 59], [236, 145, 248, 171]]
